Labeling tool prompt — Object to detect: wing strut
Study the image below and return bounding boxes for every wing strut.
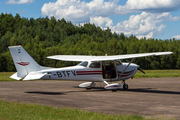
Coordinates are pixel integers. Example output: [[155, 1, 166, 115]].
[[103, 80, 109, 85], [118, 58, 135, 79]]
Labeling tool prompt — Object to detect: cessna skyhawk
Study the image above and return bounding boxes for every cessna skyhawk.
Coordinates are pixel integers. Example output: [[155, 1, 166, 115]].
[[9, 45, 172, 91]]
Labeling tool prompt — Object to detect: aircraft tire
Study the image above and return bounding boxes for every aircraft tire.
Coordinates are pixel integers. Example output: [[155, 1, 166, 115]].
[[86, 87, 91, 90], [112, 89, 117, 92], [123, 84, 128, 90]]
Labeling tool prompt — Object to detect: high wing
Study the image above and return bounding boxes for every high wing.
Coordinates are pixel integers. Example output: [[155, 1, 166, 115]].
[[47, 52, 173, 61]]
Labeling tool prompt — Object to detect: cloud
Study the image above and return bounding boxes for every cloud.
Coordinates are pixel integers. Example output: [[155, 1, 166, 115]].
[[6, 0, 34, 4], [87, 0, 118, 16], [173, 35, 180, 39], [90, 16, 113, 28], [41, 0, 129, 23], [41, 0, 180, 38], [18, 10, 26, 13], [111, 12, 180, 38], [41, 0, 180, 22], [41, 0, 91, 23], [123, 0, 180, 13]]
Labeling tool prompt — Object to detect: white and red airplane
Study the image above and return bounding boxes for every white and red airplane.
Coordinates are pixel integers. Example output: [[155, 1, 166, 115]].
[[9, 45, 172, 91]]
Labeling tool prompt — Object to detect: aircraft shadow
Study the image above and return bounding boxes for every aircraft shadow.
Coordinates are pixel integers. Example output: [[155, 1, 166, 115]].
[[26, 91, 65, 95], [25, 87, 106, 95], [73, 86, 104, 90], [76, 87, 180, 95], [25, 88, 180, 95], [126, 88, 180, 95]]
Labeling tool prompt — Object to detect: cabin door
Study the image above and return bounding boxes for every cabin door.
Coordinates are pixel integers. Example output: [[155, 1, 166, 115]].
[[102, 60, 117, 79]]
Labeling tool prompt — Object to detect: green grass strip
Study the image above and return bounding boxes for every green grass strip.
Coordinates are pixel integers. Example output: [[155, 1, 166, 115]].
[[0, 72, 16, 81], [134, 70, 180, 78], [1, 70, 180, 82], [0, 100, 144, 120]]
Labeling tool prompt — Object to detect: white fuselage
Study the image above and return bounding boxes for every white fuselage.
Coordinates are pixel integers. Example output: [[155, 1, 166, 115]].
[[40, 61, 139, 82]]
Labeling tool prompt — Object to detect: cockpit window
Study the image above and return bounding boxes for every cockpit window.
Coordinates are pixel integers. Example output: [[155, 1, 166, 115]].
[[78, 61, 88, 67], [116, 60, 122, 65], [89, 62, 100, 68]]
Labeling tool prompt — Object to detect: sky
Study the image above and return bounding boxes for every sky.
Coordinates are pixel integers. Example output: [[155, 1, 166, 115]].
[[1, 0, 180, 40]]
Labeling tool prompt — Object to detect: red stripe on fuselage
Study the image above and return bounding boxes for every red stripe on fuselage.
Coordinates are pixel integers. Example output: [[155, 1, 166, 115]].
[[76, 71, 102, 73], [77, 73, 102, 75], [118, 71, 134, 77], [76, 71, 102, 75]]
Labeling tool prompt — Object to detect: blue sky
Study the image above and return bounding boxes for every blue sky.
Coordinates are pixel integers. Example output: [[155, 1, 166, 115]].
[[1, 0, 180, 40]]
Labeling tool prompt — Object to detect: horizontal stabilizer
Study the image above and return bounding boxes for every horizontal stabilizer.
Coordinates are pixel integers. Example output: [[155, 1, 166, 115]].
[[23, 72, 46, 81], [10, 72, 22, 80]]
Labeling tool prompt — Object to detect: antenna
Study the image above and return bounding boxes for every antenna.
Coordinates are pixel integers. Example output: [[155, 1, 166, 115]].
[[88, 52, 92, 56]]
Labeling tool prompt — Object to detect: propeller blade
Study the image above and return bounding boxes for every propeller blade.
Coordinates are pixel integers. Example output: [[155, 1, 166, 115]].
[[138, 67, 145, 74]]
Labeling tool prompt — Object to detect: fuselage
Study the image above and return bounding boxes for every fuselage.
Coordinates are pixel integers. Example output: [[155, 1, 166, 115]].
[[40, 60, 139, 82]]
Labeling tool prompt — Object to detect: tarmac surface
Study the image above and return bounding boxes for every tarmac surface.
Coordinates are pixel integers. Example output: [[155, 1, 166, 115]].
[[0, 77, 180, 119]]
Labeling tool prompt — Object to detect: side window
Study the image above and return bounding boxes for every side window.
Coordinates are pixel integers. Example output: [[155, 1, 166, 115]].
[[116, 60, 122, 65], [78, 61, 88, 67], [89, 62, 100, 68]]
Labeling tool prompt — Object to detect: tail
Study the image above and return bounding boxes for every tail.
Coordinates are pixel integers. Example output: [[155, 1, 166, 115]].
[[8, 45, 46, 80]]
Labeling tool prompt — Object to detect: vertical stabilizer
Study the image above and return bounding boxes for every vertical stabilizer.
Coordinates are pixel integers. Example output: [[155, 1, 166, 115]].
[[8, 45, 41, 79]]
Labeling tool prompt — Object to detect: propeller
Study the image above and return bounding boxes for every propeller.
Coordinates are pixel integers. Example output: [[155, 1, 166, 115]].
[[138, 67, 145, 74], [125, 59, 145, 74]]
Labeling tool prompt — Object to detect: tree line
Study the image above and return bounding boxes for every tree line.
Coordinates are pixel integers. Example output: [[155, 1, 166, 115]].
[[0, 13, 179, 72]]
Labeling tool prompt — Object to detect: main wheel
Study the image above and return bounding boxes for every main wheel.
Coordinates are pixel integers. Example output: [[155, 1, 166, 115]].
[[112, 89, 117, 92], [86, 87, 92, 90], [123, 84, 128, 90]]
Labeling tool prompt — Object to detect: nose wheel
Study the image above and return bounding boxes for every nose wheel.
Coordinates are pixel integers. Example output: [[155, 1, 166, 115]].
[[122, 80, 128, 90]]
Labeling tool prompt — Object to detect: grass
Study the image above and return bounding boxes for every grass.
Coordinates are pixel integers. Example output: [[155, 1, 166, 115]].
[[0, 72, 16, 81], [0, 100, 145, 120], [134, 70, 180, 78]]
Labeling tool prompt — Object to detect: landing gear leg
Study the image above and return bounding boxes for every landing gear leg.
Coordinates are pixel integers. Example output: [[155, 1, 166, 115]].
[[86, 82, 95, 90], [122, 80, 128, 90]]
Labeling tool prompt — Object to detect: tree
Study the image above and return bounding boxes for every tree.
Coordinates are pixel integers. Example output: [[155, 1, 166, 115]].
[[0, 13, 177, 71]]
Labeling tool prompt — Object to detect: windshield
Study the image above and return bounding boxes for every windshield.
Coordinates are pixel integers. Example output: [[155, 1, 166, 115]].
[[77, 61, 88, 67], [116, 60, 122, 65]]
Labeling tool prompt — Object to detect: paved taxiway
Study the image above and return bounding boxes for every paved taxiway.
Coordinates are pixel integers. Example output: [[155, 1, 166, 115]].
[[0, 77, 180, 119]]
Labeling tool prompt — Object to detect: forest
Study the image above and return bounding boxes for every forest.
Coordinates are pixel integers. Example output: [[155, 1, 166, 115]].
[[0, 13, 180, 72]]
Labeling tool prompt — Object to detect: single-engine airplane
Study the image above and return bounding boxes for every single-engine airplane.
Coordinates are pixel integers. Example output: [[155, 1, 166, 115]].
[[9, 45, 172, 92]]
